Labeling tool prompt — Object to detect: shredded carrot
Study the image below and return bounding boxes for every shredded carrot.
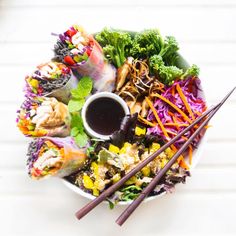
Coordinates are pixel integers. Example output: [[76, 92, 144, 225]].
[[171, 85, 175, 96], [166, 130, 178, 136], [195, 111, 202, 116], [175, 116, 184, 123], [145, 96, 189, 170], [179, 157, 189, 170], [165, 122, 189, 127], [152, 93, 192, 123], [176, 83, 195, 120], [170, 144, 189, 170], [145, 97, 169, 137], [172, 116, 180, 131], [138, 115, 156, 127], [189, 144, 193, 165], [181, 136, 188, 141], [168, 111, 175, 117]]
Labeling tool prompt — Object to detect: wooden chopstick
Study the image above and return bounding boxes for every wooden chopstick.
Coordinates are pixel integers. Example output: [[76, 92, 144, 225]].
[[116, 87, 236, 226], [75, 87, 235, 221]]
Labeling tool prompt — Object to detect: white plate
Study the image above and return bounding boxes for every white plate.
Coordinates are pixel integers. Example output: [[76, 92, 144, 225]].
[[62, 35, 208, 204]]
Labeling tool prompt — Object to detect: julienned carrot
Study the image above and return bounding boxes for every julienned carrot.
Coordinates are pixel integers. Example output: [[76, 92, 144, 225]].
[[165, 123, 189, 127], [166, 130, 177, 136], [171, 86, 175, 96], [176, 83, 195, 120], [145, 96, 189, 170], [171, 144, 189, 170], [151, 93, 192, 123], [178, 156, 189, 170], [172, 116, 180, 131], [145, 97, 169, 138], [138, 115, 156, 127], [168, 111, 175, 117], [195, 111, 202, 116]]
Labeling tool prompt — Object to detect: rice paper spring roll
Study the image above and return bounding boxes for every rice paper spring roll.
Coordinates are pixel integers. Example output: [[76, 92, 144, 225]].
[[27, 137, 87, 179], [16, 96, 70, 137], [53, 25, 116, 92], [25, 61, 77, 104]]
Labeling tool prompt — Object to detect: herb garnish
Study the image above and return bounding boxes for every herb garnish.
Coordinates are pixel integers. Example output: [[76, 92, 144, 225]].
[[68, 76, 93, 147]]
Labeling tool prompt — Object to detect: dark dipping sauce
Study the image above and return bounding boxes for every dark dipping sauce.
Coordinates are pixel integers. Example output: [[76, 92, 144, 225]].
[[86, 97, 126, 136]]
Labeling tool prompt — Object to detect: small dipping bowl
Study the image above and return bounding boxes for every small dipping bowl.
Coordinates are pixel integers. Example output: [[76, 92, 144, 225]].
[[81, 92, 130, 140]]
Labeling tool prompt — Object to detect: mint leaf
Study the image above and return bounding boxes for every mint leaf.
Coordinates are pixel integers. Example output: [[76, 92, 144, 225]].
[[70, 88, 82, 99], [75, 132, 88, 147], [70, 113, 83, 128], [68, 76, 93, 147], [71, 115, 84, 133], [71, 127, 79, 137], [77, 76, 93, 97], [68, 98, 85, 112]]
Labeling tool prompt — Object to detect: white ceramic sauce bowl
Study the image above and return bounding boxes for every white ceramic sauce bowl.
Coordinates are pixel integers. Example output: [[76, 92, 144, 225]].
[[81, 92, 130, 140]]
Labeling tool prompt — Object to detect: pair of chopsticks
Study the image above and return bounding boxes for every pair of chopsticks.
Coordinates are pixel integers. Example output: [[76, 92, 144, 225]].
[[75, 87, 235, 226]]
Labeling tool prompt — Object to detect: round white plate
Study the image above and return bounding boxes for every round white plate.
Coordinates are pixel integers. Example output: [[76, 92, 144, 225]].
[[62, 34, 208, 204]]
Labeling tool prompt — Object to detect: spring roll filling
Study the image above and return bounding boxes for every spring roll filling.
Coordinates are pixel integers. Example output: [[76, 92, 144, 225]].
[[54, 25, 94, 65], [26, 62, 71, 95], [31, 141, 64, 177], [17, 97, 70, 137]]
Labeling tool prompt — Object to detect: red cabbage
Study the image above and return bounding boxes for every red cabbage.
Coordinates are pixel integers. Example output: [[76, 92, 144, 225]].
[[147, 77, 207, 147]]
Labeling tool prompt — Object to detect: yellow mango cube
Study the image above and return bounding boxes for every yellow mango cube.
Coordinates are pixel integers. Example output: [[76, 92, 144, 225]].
[[108, 144, 120, 154], [135, 126, 146, 136], [83, 174, 94, 190]]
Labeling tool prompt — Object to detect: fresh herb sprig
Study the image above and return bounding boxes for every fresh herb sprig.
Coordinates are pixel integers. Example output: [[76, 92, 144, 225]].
[[68, 76, 93, 147]]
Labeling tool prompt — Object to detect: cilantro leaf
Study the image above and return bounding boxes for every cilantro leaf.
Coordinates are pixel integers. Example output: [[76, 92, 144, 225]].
[[68, 98, 85, 112]]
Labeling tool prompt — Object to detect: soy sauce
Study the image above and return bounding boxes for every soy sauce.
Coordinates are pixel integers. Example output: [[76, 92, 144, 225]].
[[86, 97, 125, 135]]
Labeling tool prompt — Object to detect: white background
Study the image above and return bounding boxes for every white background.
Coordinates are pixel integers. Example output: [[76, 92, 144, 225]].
[[0, 0, 236, 235]]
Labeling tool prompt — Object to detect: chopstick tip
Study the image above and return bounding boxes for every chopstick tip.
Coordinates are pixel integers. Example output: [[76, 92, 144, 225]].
[[75, 211, 83, 220], [116, 218, 124, 226]]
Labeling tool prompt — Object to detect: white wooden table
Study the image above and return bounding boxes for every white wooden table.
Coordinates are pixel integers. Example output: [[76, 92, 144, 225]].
[[1, 0, 236, 235]]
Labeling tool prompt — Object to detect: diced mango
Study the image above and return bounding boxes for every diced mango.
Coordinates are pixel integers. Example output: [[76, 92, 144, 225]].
[[83, 174, 94, 189], [91, 162, 99, 176], [92, 188, 99, 196], [108, 144, 120, 154], [93, 179, 103, 191], [165, 147, 174, 158], [151, 143, 161, 151], [112, 173, 121, 183], [125, 176, 137, 185], [124, 142, 132, 149], [135, 126, 146, 136], [141, 166, 151, 176], [119, 142, 132, 154], [119, 147, 126, 154], [161, 158, 168, 168]]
